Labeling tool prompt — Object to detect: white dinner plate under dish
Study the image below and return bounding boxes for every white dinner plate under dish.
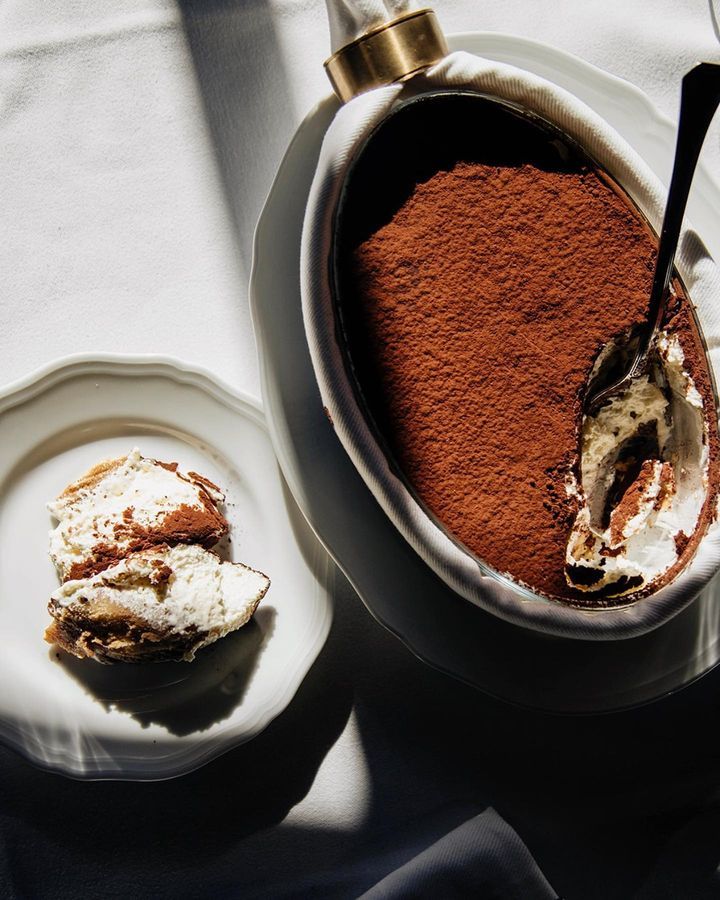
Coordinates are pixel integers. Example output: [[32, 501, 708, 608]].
[[0, 355, 333, 779], [249, 32, 720, 714]]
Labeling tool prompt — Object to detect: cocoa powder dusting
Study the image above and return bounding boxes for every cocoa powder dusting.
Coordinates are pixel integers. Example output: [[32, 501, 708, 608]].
[[159, 503, 227, 545], [343, 161, 719, 601], [66, 503, 227, 582]]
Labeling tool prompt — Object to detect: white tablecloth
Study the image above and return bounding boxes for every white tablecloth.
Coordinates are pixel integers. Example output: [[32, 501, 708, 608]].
[[2, 2, 720, 897], [2, 0, 720, 390]]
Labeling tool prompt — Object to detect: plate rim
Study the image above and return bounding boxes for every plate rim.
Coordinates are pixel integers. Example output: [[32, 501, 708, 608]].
[[0, 351, 263, 417], [0, 351, 334, 780]]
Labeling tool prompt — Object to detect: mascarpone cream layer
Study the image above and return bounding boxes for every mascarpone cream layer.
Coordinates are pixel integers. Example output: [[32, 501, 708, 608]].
[[51, 543, 269, 647]]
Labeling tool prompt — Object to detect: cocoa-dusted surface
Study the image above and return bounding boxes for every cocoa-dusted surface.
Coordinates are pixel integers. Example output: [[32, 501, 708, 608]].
[[342, 160, 719, 602]]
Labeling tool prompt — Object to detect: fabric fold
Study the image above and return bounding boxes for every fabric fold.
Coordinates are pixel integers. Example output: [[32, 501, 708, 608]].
[[358, 808, 558, 900]]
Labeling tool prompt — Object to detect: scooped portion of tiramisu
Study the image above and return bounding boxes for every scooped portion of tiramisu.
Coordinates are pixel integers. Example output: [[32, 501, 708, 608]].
[[48, 448, 228, 582], [45, 544, 270, 663], [565, 332, 710, 597]]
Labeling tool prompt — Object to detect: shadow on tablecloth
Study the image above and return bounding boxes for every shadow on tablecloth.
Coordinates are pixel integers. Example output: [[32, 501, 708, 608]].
[[177, 0, 298, 269]]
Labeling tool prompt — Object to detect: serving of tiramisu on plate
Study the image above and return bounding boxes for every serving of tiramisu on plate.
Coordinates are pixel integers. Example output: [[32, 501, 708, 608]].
[[0, 357, 332, 778], [45, 449, 270, 664]]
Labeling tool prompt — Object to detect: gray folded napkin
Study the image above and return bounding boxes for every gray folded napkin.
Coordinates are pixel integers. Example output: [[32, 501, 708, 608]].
[[358, 808, 559, 900]]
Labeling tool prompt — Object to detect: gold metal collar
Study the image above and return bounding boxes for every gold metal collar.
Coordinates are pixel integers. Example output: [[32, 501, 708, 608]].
[[324, 9, 448, 104]]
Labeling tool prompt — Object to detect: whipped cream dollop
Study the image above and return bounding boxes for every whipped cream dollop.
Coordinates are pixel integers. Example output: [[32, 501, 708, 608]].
[[565, 333, 708, 598]]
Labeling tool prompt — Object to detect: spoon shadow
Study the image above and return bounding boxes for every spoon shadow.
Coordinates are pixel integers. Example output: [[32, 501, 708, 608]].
[[51, 606, 277, 736]]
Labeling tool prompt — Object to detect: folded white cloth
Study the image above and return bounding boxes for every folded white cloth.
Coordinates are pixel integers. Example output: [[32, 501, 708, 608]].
[[326, 0, 417, 50], [301, 49, 720, 639]]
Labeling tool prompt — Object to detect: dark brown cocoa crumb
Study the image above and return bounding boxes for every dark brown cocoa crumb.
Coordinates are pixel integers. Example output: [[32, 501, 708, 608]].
[[149, 563, 173, 586], [675, 531, 691, 557], [155, 460, 179, 473], [187, 472, 222, 495], [608, 460, 672, 547]]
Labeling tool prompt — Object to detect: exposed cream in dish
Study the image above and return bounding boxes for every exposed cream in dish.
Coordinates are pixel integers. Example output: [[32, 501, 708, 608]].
[[565, 333, 709, 597]]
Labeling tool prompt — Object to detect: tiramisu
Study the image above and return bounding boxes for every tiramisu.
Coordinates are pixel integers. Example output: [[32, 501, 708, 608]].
[[338, 108, 719, 606], [46, 544, 269, 663], [46, 450, 269, 661], [49, 448, 228, 582]]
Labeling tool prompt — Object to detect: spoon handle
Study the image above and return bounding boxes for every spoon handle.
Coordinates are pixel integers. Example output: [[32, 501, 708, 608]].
[[645, 62, 720, 343], [586, 62, 720, 414]]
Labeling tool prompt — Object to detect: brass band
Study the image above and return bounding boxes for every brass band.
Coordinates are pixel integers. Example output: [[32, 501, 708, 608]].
[[324, 9, 449, 104]]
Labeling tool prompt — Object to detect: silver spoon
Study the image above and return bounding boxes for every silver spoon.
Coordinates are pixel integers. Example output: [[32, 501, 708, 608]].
[[585, 61, 720, 416]]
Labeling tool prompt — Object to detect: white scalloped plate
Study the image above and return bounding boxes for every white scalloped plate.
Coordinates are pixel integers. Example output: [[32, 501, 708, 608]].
[[0, 355, 333, 779], [250, 32, 720, 713]]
